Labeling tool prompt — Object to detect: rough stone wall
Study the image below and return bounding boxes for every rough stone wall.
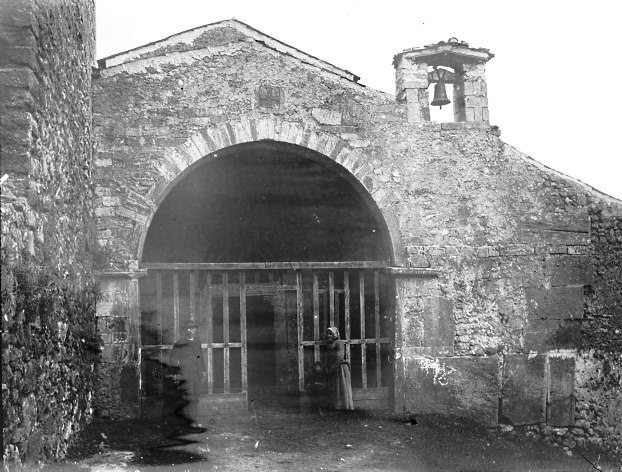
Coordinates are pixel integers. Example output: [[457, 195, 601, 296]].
[[574, 204, 622, 451], [91, 22, 622, 450], [0, 0, 98, 463]]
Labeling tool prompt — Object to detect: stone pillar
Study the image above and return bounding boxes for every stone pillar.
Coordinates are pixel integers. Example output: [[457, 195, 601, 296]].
[[93, 270, 147, 418], [458, 63, 489, 123], [394, 56, 430, 123]]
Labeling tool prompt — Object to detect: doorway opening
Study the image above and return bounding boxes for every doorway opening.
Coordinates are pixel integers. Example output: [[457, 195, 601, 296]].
[[139, 141, 394, 413]]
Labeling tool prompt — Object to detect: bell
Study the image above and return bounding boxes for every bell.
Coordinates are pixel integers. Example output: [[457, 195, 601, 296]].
[[431, 81, 450, 108]]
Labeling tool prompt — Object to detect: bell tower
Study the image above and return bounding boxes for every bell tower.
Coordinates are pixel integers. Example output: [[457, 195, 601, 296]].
[[393, 38, 494, 123]]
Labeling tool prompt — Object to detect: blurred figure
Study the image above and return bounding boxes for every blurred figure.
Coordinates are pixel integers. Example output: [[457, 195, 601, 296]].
[[307, 361, 327, 414], [163, 320, 206, 427]]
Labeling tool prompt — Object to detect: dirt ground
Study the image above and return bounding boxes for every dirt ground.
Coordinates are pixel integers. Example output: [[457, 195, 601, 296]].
[[37, 403, 621, 472]]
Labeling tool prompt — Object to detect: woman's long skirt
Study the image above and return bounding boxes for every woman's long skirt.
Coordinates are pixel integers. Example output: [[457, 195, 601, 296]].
[[327, 363, 354, 410]]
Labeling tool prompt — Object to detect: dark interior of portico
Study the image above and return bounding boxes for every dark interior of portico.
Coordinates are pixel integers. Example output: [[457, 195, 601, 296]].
[[142, 142, 391, 263]]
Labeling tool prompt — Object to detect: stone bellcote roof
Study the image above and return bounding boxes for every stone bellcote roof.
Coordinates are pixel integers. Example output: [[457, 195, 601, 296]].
[[393, 37, 494, 68]]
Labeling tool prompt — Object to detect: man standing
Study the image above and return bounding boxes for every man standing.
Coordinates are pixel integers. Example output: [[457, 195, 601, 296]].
[[167, 320, 206, 428]]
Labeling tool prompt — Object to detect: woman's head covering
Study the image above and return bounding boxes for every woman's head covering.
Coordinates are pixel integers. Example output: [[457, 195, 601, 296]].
[[326, 326, 340, 339]]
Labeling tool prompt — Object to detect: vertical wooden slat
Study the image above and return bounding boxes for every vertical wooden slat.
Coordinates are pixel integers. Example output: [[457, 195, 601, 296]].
[[173, 272, 180, 341], [328, 271, 335, 327], [296, 271, 305, 392], [274, 287, 288, 392], [189, 271, 196, 323], [374, 270, 381, 388], [206, 271, 213, 395], [159, 350, 164, 396], [344, 271, 351, 363], [359, 271, 367, 388], [240, 271, 247, 392], [313, 271, 320, 363], [155, 271, 163, 395], [223, 272, 230, 394], [156, 271, 162, 345]]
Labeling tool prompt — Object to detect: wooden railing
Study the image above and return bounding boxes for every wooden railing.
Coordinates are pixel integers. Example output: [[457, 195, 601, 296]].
[[139, 262, 392, 400]]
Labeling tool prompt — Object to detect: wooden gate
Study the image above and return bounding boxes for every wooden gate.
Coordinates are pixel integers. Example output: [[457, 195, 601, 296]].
[[139, 262, 394, 412]]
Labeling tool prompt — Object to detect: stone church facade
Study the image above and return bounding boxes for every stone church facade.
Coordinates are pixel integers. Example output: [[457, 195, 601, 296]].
[[2, 1, 621, 462]]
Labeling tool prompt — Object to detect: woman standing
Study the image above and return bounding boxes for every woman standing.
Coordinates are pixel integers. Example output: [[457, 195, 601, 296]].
[[324, 326, 354, 411]]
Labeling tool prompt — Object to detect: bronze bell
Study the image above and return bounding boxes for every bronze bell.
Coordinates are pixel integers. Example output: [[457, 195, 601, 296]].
[[431, 81, 450, 108]]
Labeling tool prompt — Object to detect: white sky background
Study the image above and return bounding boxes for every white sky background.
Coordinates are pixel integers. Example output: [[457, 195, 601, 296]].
[[96, 0, 621, 200]]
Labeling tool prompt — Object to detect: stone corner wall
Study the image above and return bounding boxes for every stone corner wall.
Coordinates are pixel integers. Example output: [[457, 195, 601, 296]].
[[1, 0, 99, 464], [575, 200, 622, 451]]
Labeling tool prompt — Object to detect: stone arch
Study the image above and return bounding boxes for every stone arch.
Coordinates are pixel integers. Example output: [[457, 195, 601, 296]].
[[133, 115, 400, 265]]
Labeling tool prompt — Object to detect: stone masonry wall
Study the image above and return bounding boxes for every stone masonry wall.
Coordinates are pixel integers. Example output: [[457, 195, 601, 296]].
[[0, 0, 98, 463], [572, 204, 622, 452], [92, 22, 622, 451], [90, 24, 398, 418]]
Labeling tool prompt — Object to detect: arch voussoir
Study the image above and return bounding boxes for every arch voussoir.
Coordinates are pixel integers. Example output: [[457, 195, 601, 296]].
[[172, 115, 377, 188], [317, 134, 339, 158], [180, 139, 203, 165], [190, 132, 212, 158], [166, 149, 189, 173], [204, 126, 227, 151], [216, 123, 233, 148]]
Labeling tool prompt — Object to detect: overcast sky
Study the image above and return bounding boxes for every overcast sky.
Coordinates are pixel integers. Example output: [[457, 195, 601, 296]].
[[96, 0, 621, 200]]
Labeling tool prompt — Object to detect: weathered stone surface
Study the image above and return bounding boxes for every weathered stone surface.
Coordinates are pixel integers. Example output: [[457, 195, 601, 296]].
[[574, 350, 622, 451], [547, 356, 575, 427], [403, 354, 500, 427], [547, 255, 593, 287], [524, 319, 582, 352], [525, 286, 584, 320], [1, 0, 97, 464], [502, 354, 546, 425], [421, 296, 454, 354]]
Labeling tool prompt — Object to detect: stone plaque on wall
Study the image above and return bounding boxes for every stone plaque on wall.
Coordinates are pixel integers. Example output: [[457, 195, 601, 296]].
[[501, 354, 546, 425], [256, 85, 282, 109], [524, 319, 582, 352], [547, 356, 575, 427], [422, 296, 455, 355], [403, 354, 500, 427], [525, 286, 584, 320]]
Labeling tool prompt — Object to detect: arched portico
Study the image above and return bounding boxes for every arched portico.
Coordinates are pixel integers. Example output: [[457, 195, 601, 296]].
[[136, 136, 399, 412], [126, 115, 403, 267]]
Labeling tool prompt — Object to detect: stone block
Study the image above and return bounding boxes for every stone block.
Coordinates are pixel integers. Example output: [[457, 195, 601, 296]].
[[499, 245, 535, 256], [536, 245, 568, 255], [547, 255, 593, 287], [116, 206, 148, 225], [403, 354, 500, 427], [525, 286, 583, 320], [501, 354, 546, 425], [519, 214, 590, 246], [524, 319, 581, 351], [311, 108, 341, 125], [547, 356, 575, 427], [567, 245, 591, 255], [421, 296, 454, 354]]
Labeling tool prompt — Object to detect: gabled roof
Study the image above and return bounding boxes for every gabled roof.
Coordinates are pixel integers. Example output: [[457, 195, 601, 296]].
[[97, 19, 360, 83]]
